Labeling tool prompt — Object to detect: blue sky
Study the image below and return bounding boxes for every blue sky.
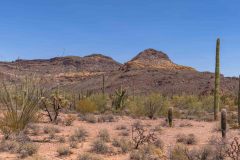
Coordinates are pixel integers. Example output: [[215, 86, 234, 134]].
[[0, 0, 239, 77]]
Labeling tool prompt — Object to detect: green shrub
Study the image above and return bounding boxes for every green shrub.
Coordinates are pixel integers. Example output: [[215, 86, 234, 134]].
[[143, 93, 170, 119], [77, 98, 97, 114], [91, 94, 108, 113]]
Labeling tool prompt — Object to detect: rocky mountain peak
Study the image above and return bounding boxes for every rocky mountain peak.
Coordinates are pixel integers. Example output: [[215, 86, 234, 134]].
[[122, 48, 195, 71], [132, 48, 170, 61]]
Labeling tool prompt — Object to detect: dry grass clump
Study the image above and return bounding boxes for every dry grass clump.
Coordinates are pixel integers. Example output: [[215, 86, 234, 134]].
[[129, 144, 164, 160], [77, 153, 102, 160], [79, 114, 97, 123], [116, 125, 128, 130], [18, 143, 39, 158], [98, 114, 117, 123], [65, 114, 76, 126], [70, 141, 78, 149], [0, 140, 38, 158], [118, 131, 130, 137], [58, 136, 66, 143], [98, 129, 110, 142], [176, 133, 197, 145], [43, 125, 60, 134], [112, 138, 131, 153], [69, 127, 89, 142], [57, 146, 72, 156], [91, 139, 110, 154]]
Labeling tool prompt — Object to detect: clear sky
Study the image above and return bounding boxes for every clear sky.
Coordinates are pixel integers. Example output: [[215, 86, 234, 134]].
[[0, 0, 239, 77]]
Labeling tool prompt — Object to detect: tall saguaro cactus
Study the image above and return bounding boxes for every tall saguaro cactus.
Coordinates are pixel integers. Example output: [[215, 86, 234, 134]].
[[214, 38, 220, 120], [238, 75, 240, 126]]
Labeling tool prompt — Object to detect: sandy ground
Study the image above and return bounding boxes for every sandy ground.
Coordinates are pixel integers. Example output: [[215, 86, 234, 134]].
[[0, 114, 238, 160]]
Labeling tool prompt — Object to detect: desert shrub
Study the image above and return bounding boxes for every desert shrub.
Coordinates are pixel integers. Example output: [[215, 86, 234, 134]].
[[112, 138, 131, 153], [65, 114, 76, 126], [69, 127, 88, 142], [176, 134, 197, 145], [40, 89, 69, 123], [119, 131, 129, 137], [98, 114, 116, 123], [91, 139, 110, 154], [76, 98, 97, 114], [43, 125, 60, 134], [58, 136, 66, 143], [69, 141, 78, 149], [18, 143, 39, 158], [154, 139, 164, 150], [127, 96, 145, 117], [57, 146, 71, 156], [143, 93, 170, 119], [129, 144, 163, 160], [116, 125, 128, 130], [169, 145, 189, 160], [98, 129, 110, 142], [77, 153, 102, 160], [0, 140, 20, 153], [0, 77, 42, 137], [91, 94, 108, 113], [79, 114, 97, 123]]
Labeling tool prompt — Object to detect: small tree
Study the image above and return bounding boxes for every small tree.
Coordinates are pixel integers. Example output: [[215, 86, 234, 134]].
[[40, 89, 69, 122]]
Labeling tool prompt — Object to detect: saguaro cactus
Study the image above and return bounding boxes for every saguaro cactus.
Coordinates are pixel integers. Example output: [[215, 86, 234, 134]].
[[168, 107, 173, 127], [214, 38, 220, 120], [221, 109, 227, 138], [238, 75, 240, 126]]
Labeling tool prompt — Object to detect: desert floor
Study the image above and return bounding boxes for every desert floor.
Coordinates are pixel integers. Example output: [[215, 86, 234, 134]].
[[0, 113, 238, 160]]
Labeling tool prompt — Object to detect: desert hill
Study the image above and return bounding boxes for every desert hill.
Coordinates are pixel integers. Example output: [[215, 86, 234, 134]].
[[0, 49, 238, 96]]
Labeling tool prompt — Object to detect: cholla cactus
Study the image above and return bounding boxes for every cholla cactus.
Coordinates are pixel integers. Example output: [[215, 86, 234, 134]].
[[41, 89, 69, 122]]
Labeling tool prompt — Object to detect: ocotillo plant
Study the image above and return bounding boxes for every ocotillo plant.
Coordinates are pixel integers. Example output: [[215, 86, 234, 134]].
[[168, 107, 173, 127], [214, 38, 220, 120], [221, 109, 227, 138], [238, 75, 240, 126]]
